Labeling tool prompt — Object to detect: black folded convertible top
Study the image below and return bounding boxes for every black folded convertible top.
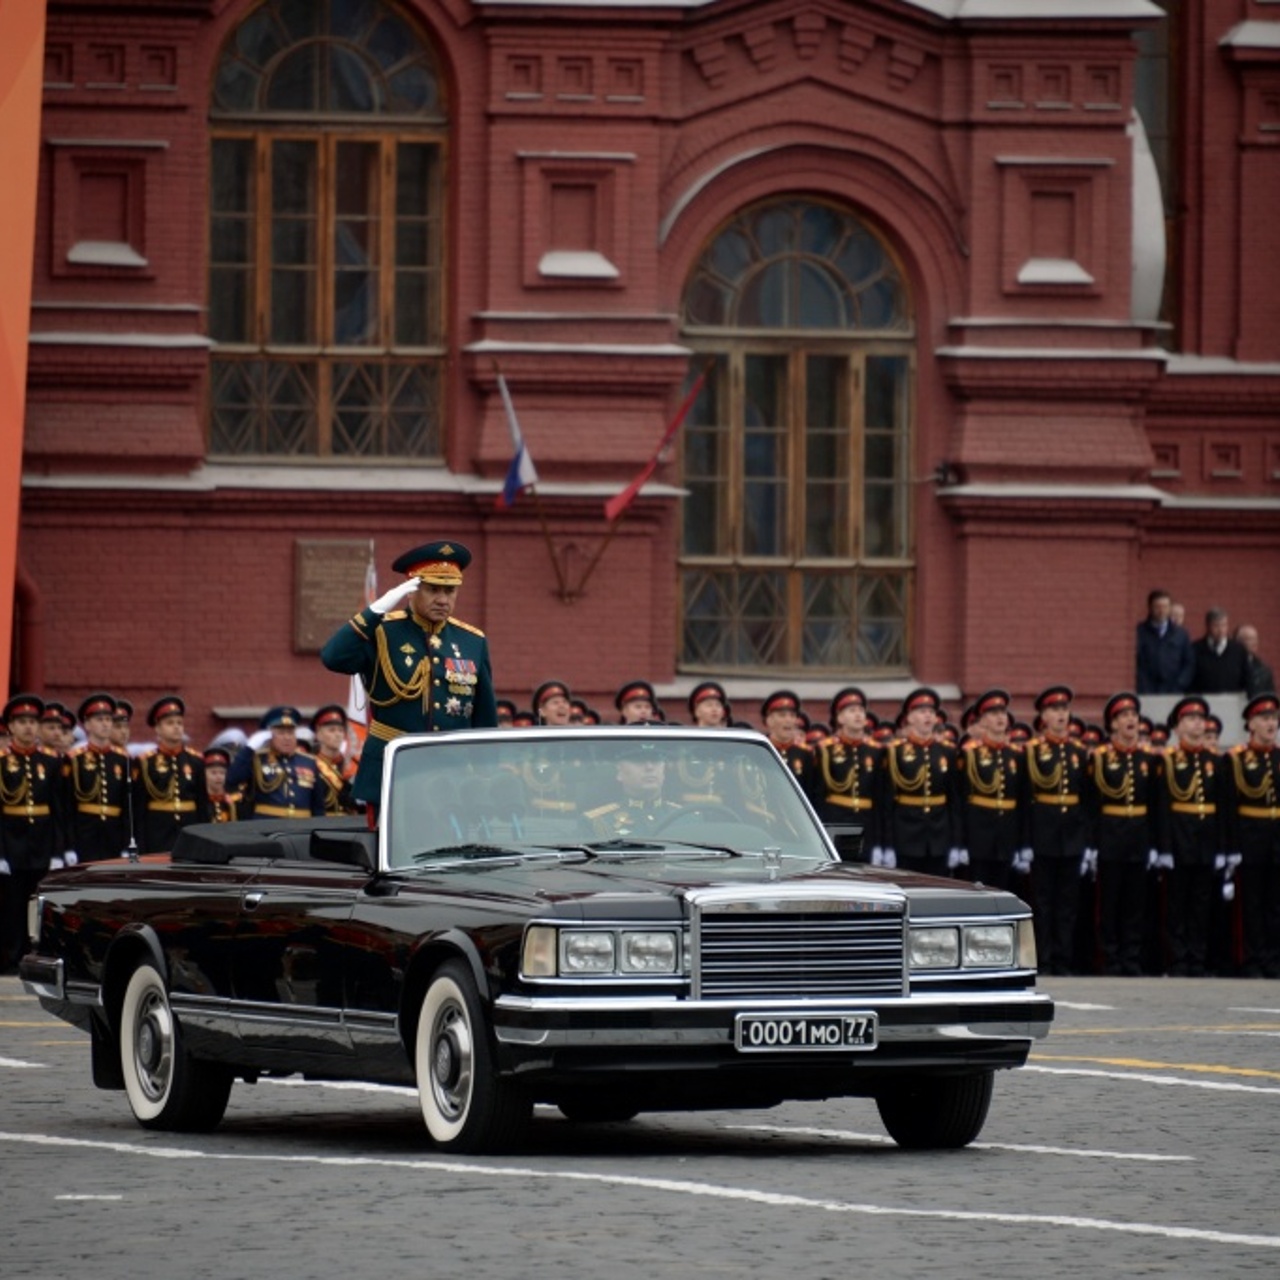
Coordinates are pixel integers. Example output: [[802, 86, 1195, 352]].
[[171, 817, 370, 865]]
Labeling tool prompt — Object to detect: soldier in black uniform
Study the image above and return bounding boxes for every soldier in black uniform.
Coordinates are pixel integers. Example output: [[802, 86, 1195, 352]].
[[1156, 695, 1225, 976], [1226, 692, 1280, 977], [1024, 686, 1092, 974], [40, 702, 71, 755], [1092, 692, 1159, 976], [0, 695, 72, 971], [959, 689, 1023, 890], [814, 686, 882, 862], [615, 680, 658, 724], [110, 698, 134, 753], [688, 681, 730, 728], [761, 689, 818, 803], [226, 706, 328, 820], [311, 704, 356, 816], [534, 680, 573, 726], [64, 693, 133, 862], [131, 696, 210, 853], [880, 687, 962, 876], [203, 746, 240, 823]]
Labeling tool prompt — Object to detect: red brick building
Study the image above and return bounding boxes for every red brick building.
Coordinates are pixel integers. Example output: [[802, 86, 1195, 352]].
[[14, 0, 1280, 743]]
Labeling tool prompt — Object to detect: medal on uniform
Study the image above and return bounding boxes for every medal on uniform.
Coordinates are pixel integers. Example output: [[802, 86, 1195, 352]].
[[429, 634, 442, 650]]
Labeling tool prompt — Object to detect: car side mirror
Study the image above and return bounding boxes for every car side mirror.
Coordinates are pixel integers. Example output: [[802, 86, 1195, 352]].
[[823, 823, 865, 862]]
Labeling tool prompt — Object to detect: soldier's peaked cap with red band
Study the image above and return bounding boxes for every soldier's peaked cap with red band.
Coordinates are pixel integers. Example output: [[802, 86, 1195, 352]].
[[392, 540, 471, 585], [1104, 691, 1141, 727], [147, 695, 186, 727], [78, 692, 117, 722], [1034, 685, 1074, 712]]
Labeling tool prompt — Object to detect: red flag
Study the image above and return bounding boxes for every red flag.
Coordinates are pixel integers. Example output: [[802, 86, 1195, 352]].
[[603, 365, 710, 523]]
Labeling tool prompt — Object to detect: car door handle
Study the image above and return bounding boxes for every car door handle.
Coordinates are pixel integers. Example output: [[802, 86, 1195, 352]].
[[243, 891, 265, 910]]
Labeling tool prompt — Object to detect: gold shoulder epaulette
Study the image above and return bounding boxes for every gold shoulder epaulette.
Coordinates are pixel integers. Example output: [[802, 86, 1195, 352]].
[[383, 609, 409, 621], [449, 617, 486, 638], [584, 802, 619, 820]]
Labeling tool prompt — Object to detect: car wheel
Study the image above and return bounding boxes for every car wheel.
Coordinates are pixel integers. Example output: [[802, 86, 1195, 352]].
[[119, 961, 232, 1132], [874, 1070, 994, 1149], [557, 1097, 640, 1124], [415, 960, 530, 1153]]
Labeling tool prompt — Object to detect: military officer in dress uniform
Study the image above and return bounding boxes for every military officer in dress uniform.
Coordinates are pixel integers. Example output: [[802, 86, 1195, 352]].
[[616, 680, 658, 724], [1156, 695, 1225, 976], [1226, 692, 1280, 977], [688, 681, 730, 728], [310, 704, 356, 816], [110, 699, 133, 752], [1092, 692, 1160, 976], [226, 706, 328, 820], [40, 702, 70, 755], [1024, 686, 1092, 975], [814, 686, 882, 862], [64, 693, 133, 861], [0, 695, 71, 972], [132, 696, 210, 853], [959, 689, 1024, 890], [880, 687, 963, 876], [320, 541, 499, 812], [533, 680, 573, 727], [761, 690, 819, 803], [583, 741, 682, 838], [203, 746, 240, 823]]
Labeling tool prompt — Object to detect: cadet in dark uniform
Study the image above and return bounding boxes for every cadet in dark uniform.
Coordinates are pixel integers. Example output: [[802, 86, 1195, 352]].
[[959, 689, 1023, 890], [132, 695, 210, 852], [320, 540, 498, 810], [203, 746, 240, 823], [616, 680, 658, 724], [761, 690, 818, 803], [496, 699, 517, 728], [110, 698, 134, 753], [226, 706, 328, 820], [584, 741, 682, 837], [311, 704, 356, 816], [533, 680, 573, 726], [1092, 692, 1159, 976], [0, 695, 71, 972], [40, 702, 70, 755], [688, 681, 730, 728], [1025, 686, 1092, 975], [1157, 695, 1225, 976], [1226, 692, 1280, 977], [64, 692, 133, 862], [814, 686, 882, 862], [880, 687, 962, 876]]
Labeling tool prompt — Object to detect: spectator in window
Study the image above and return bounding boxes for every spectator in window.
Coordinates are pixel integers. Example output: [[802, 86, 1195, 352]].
[[1192, 607, 1249, 693], [1235, 624, 1276, 697], [1135, 589, 1194, 694]]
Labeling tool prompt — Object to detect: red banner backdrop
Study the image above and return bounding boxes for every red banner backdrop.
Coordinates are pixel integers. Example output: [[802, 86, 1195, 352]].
[[0, 1, 47, 690]]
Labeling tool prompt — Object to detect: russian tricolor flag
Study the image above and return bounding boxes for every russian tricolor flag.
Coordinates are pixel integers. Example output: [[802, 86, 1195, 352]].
[[496, 372, 539, 508]]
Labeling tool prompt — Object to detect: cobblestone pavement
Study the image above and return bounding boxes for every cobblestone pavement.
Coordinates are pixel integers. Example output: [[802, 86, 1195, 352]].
[[3, 974, 1279, 1279]]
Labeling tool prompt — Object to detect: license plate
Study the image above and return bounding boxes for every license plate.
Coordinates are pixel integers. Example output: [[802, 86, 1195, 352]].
[[734, 1011, 878, 1053]]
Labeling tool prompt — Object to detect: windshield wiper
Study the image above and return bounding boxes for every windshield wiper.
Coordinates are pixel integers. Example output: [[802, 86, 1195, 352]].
[[408, 843, 590, 865], [584, 838, 742, 858]]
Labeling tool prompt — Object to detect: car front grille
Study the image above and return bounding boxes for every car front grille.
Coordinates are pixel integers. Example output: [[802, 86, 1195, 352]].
[[692, 899, 906, 1000]]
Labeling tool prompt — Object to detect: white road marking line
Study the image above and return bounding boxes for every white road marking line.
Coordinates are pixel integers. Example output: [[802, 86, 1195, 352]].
[[0, 1131, 1273, 1251], [0, 1057, 45, 1069], [260, 1078, 417, 1098], [1024, 1065, 1280, 1094], [56, 1194, 123, 1201], [1229, 1007, 1280, 1015], [1052, 1001, 1117, 1011], [724, 1123, 1193, 1162]]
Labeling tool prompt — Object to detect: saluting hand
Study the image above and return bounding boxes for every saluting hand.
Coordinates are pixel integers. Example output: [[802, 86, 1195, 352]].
[[370, 579, 419, 614]]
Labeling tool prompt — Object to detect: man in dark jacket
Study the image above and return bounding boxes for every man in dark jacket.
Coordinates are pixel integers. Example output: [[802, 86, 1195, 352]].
[[1235, 624, 1276, 697], [1136, 589, 1194, 694], [1192, 608, 1249, 694]]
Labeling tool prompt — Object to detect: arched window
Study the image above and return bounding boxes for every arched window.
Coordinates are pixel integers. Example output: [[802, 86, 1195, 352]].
[[680, 199, 914, 673], [208, 0, 447, 458]]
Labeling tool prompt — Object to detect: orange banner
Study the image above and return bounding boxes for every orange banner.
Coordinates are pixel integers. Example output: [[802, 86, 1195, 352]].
[[0, 1, 46, 692]]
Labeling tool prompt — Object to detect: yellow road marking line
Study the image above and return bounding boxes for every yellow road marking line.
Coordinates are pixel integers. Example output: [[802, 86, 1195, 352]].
[[1033, 1053, 1280, 1082], [0, 1020, 62, 1028]]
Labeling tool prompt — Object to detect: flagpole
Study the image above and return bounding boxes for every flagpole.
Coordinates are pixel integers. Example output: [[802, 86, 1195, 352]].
[[569, 503, 625, 601], [531, 483, 569, 601]]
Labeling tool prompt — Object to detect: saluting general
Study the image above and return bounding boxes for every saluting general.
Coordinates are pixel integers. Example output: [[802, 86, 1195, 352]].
[[320, 540, 498, 810]]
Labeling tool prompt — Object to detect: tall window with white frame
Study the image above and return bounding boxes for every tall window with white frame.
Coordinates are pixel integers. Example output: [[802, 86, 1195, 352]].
[[208, 0, 447, 459], [679, 199, 914, 675]]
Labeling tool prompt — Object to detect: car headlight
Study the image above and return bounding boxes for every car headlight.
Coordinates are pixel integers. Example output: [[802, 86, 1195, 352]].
[[909, 927, 959, 969], [1017, 918, 1038, 970], [619, 931, 678, 974], [962, 924, 1015, 968], [561, 931, 616, 973]]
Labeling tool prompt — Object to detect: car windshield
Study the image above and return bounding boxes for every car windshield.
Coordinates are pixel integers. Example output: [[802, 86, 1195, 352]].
[[382, 730, 829, 869]]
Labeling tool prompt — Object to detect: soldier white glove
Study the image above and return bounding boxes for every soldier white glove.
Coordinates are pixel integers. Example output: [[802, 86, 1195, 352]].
[[1225, 853, 1242, 874], [1223, 878, 1236, 903], [1080, 849, 1098, 877], [369, 578, 419, 614], [1156, 853, 1174, 871], [871, 848, 897, 869], [1214, 853, 1227, 871], [0, 858, 10, 876], [870, 848, 886, 867], [64, 851, 79, 867], [50, 856, 65, 871], [1012, 849, 1033, 874], [947, 848, 969, 870]]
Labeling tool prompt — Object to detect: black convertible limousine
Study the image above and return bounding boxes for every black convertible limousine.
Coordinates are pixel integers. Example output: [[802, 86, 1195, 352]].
[[21, 727, 1053, 1152]]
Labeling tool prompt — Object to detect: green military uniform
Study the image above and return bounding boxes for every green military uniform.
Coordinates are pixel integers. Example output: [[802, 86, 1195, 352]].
[[320, 540, 498, 806]]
